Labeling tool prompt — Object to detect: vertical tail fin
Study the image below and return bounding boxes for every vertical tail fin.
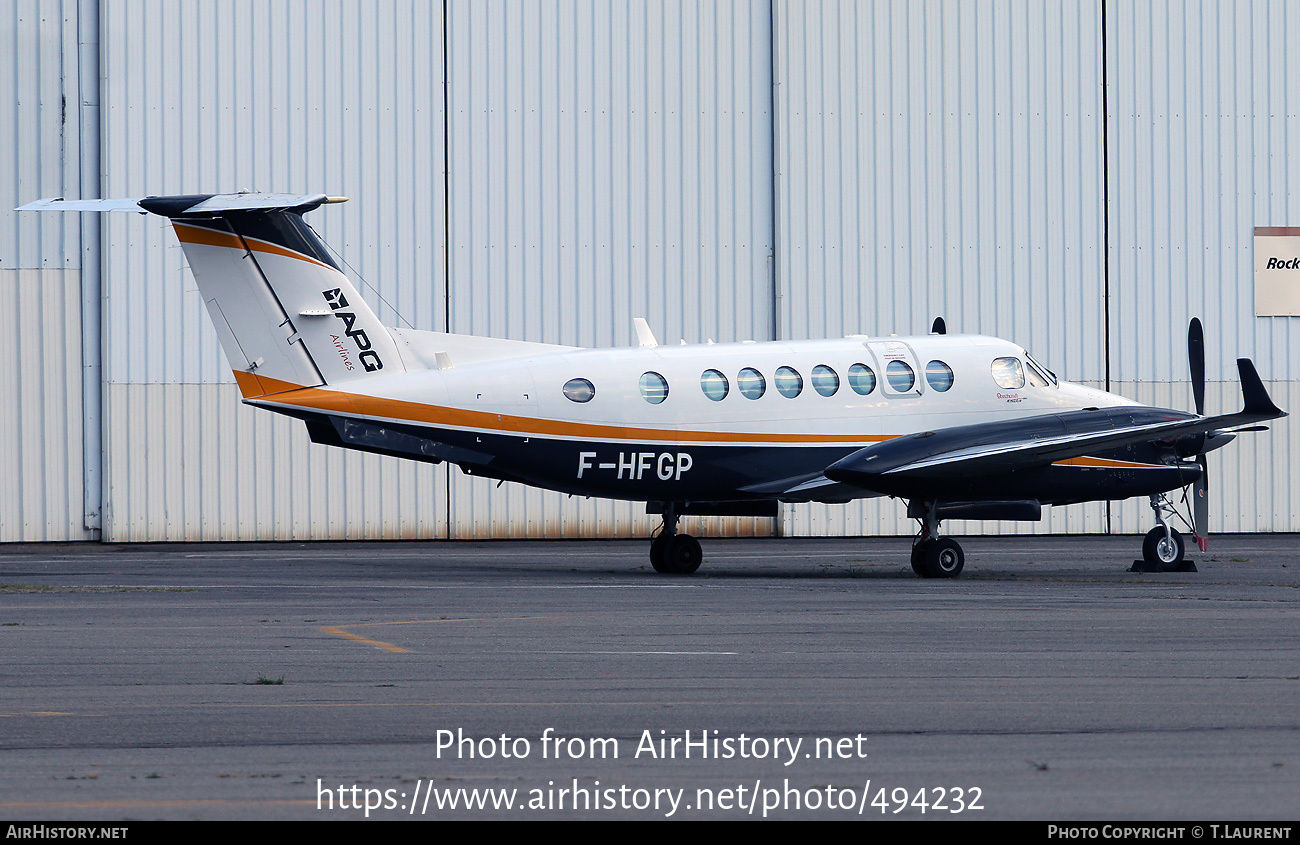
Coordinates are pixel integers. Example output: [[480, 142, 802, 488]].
[[141, 194, 405, 396], [20, 193, 406, 397]]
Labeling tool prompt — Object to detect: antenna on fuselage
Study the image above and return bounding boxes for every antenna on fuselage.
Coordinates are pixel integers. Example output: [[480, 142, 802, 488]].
[[931, 316, 947, 335], [632, 317, 658, 348]]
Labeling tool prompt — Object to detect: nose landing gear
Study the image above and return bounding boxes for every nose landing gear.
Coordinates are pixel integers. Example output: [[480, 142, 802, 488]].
[[1132, 493, 1197, 572]]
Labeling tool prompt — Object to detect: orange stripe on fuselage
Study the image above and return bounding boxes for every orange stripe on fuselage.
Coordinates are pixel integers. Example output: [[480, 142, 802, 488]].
[[232, 370, 316, 399], [1052, 456, 1168, 469], [237, 373, 888, 445], [172, 222, 332, 269]]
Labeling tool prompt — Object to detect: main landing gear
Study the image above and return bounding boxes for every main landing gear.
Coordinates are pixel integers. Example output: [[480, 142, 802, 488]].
[[909, 502, 965, 578], [649, 503, 702, 574]]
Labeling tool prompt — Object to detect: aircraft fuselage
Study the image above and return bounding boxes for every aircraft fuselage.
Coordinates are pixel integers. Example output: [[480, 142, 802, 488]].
[[246, 333, 1191, 505]]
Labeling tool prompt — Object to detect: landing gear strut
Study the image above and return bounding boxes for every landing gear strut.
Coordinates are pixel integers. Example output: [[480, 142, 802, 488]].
[[649, 503, 702, 574], [909, 501, 965, 578], [1134, 493, 1195, 572]]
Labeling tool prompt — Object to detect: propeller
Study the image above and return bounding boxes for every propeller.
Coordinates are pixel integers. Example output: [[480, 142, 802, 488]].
[[1188, 317, 1209, 551], [1189, 317, 1205, 415]]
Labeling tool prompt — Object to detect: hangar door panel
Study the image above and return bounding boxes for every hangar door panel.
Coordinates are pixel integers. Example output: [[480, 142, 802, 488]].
[[98, 0, 449, 540], [446, 0, 777, 538]]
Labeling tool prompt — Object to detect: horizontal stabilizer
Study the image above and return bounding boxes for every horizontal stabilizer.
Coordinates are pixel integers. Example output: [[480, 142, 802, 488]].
[[18, 193, 346, 216], [18, 197, 147, 212]]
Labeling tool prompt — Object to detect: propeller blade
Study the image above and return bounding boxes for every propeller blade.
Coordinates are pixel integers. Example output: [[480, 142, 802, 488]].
[[1188, 317, 1206, 416], [1188, 318, 1208, 550], [1192, 454, 1209, 551]]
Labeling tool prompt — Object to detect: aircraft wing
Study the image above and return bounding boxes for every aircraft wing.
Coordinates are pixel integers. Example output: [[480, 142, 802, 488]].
[[737, 471, 876, 502], [826, 358, 1285, 487]]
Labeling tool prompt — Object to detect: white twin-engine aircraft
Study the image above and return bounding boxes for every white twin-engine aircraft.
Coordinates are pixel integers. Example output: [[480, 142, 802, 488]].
[[22, 193, 1287, 576]]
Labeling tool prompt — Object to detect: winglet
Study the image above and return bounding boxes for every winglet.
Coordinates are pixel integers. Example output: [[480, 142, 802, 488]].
[[1237, 359, 1286, 418]]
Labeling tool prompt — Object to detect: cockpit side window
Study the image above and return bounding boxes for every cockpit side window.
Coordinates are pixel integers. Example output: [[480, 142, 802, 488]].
[[991, 357, 1025, 389]]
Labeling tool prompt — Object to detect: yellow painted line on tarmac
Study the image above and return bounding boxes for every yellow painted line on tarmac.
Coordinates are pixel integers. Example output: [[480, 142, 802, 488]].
[[318, 624, 412, 653], [320, 615, 561, 653]]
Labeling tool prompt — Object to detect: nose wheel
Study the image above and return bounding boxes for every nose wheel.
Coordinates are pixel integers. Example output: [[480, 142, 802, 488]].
[[1141, 527, 1185, 568], [1132, 493, 1196, 572]]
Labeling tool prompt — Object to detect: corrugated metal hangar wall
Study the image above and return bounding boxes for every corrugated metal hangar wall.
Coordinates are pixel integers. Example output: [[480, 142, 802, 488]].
[[2, 0, 1296, 542]]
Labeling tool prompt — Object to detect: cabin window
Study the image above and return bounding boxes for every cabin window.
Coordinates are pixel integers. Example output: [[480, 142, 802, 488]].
[[700, 369, 729, 401], [885, 360, 915, 392], [737, 367, 766, 399], [991, 357, 1025, 389], [562, 377, 595, 403], [811, 364, 839, 396], [639, 371, 669, 404], [847, 363, 876, 395], [775, 366, 803, 398], [925, 360, 954, 392]]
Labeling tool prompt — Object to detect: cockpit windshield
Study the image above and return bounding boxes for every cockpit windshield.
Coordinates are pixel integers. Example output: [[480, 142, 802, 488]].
[[1024, 352, 1057, 387]]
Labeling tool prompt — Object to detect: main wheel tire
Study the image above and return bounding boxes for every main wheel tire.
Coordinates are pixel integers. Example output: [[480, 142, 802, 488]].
[[649, 533, 672, 573], [920, 538, 965, 578], [664, 534, 703, 574], [910, 541, 930, 577], [1142, 527, 1185, 570]]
